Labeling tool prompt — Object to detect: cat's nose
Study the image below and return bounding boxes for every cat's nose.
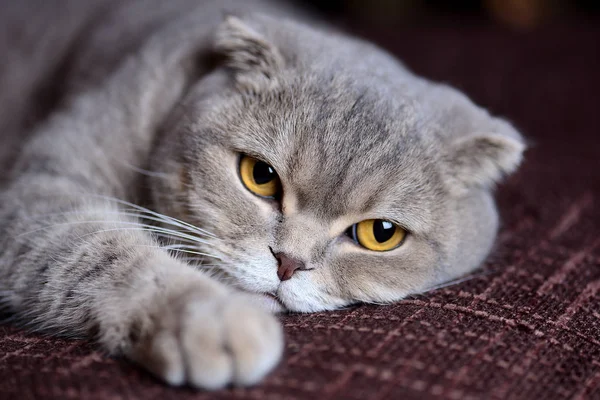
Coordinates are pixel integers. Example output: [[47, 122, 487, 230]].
[[274, 252, 306, 281]]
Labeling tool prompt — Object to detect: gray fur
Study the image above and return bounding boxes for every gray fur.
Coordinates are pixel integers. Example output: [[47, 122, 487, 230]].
[[0, 0, 524, 389]]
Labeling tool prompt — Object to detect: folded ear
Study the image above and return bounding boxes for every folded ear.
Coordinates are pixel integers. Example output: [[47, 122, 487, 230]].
[[442, 122, 525, 195], [214, 16, 284, 89]]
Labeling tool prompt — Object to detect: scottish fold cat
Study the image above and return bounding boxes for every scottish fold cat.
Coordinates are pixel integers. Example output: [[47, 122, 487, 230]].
[[0, 0, 524, 389]]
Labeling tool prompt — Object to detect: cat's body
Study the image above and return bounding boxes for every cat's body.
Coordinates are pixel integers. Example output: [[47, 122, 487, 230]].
[[0, 0, 524, 389]]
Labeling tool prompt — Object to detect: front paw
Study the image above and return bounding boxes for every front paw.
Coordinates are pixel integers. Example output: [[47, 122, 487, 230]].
[[130, 292, 283, 390]]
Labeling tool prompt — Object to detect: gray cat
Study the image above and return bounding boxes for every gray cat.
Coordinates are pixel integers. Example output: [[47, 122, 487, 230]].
[[0, 0, 524, 390]]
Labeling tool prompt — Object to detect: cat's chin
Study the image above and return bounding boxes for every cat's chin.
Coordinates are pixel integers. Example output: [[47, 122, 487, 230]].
[[261, 293, 287, 314], [242, 291, 287, 314]]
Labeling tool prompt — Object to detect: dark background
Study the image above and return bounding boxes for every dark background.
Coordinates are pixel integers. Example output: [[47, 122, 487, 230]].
[[296, 0, 600, 28]]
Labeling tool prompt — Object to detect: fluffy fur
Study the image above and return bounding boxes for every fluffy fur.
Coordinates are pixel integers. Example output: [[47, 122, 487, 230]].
[[0, 0, 524, 389]]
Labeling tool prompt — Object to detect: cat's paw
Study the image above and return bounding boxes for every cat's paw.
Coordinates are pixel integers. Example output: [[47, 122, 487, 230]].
[[131, 292, 283, 390]]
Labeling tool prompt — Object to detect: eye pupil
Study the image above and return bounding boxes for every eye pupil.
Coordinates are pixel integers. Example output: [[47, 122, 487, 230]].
[[373, 219, 396, 243], [253, 161, 276, 185]]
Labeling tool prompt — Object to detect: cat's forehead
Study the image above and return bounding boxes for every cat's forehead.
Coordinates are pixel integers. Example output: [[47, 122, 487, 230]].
[[228, 77, 441, 227]]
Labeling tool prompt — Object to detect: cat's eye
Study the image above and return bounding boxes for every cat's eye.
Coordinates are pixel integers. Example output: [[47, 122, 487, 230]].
[[348, 219, 406, 252], [239, 155, 281, 198]]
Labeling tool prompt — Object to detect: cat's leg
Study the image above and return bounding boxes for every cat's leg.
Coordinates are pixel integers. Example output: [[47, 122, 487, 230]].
[[0, 13, 283, 389], [1, 195, 283, 388]]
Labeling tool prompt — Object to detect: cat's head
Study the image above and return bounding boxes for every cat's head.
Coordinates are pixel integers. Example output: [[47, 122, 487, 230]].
[[151, 15, 525, 312]]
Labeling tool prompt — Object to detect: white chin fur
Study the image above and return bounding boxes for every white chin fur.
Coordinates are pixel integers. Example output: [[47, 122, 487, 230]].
[[277, 276, 349, 313], [241, 291, 286, 314]]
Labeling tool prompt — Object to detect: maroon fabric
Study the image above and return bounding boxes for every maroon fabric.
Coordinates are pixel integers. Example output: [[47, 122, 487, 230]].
[[1, 20, 599, 400]]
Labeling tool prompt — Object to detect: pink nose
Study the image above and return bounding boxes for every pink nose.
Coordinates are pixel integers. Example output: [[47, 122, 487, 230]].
[[275, 253, 306, 281]]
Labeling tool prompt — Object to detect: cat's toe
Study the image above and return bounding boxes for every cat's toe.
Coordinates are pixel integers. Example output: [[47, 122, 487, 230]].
[[222, 296, 284, 386], [131, 329, 186, 386], [180, 300, 234, 390], [151, 331, 186, 386]]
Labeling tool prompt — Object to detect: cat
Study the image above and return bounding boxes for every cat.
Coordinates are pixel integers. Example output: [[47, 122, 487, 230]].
[[0, 0, 525, 390]]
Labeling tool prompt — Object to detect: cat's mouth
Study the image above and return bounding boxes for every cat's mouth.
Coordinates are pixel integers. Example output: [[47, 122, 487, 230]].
[[203, 264, 286, 312]]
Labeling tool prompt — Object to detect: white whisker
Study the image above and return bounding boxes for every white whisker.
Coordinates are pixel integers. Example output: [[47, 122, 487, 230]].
[[18, 220, 213, 247], [89, 195, 217, 238], [119, 162, 171, 179], [116, 242, 223, 261], [26, 209, 213, 238], [163, 244, 204, 251]]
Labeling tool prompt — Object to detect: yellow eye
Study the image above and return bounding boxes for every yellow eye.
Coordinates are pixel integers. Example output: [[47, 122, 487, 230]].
[[239, 155, 281, 198], [350, 219, 406, 251]]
